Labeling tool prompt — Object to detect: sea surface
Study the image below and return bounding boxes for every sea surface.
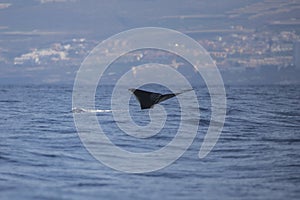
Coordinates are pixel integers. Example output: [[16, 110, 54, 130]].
[[0, 84, 299, 200]]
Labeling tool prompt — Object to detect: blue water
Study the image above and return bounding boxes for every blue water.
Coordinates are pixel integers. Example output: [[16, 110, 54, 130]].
[[0, 84, 299, 199]]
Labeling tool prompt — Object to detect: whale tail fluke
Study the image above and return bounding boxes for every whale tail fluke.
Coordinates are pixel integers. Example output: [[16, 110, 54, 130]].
[[129, 88, 193, 110]]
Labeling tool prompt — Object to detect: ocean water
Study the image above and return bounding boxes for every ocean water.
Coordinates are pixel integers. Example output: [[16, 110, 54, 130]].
[[0, 84, 299, 199]]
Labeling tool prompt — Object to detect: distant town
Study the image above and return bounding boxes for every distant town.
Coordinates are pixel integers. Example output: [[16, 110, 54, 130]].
[[6, 26, 300, 84], [1, 0, 300, 84]]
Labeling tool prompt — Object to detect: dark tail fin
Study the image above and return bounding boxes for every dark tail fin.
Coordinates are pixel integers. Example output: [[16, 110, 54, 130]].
[[129, 88, 192, 110]]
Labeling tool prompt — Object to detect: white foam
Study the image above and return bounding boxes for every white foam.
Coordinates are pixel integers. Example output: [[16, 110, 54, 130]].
[[72, 107, 112, 113]]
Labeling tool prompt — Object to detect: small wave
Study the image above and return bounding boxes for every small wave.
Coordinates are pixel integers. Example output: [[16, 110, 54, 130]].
[[226, 108, 244, 115], [0, 100, 21, 103], [72, 107, 112, 113]]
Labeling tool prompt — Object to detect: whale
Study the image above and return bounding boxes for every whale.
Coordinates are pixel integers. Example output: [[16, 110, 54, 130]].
[[129, 88, 192, 109]]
